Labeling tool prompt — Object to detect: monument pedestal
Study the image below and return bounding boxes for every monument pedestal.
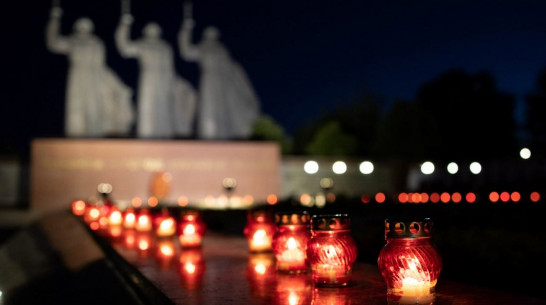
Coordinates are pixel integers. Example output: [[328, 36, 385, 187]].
[[30, 139, 281, 211]]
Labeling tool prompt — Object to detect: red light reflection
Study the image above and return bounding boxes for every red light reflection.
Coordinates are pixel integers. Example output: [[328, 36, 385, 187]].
[[311, 287, 350, 305], [275, 274, 312, 305], [178, 249, 206, 290], [246, 253, 275, 297]]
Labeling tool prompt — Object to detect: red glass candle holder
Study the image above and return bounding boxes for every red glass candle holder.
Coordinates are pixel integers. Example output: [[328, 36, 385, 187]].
[[244, 209, 276, 252], [306, 214, 358, 287], [272, 211, 311, 273], [178, 209, 206, 248], [135, 208, 153, 232], [154, 208, 177, 238], [377, 218, 442, 305], [123, 207, 137, 229]]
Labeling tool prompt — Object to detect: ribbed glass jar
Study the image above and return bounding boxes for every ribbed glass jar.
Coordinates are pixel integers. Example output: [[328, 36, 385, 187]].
[[306, 214, 358, 287], [378, 218, 442, 305], [272, 211, 311, 273]]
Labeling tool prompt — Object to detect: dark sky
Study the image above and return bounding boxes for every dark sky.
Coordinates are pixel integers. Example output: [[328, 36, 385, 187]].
[[3, 0, 546, 156]]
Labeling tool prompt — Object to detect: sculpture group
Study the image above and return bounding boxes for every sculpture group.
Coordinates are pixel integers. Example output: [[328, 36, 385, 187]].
[[45, 2, 260, 140]]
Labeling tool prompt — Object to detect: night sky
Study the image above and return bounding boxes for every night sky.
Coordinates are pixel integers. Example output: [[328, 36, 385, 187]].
[[3, 0, 546, 156]]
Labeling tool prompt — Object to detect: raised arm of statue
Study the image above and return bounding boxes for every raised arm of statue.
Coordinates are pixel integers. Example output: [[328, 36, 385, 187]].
[[46, 7, 70, 54], [178, 18, 201, 62], [115, 14, 139, 58]]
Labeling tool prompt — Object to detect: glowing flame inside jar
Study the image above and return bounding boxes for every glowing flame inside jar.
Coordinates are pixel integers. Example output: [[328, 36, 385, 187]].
[[395, 257, 435, 304], [124, 212, 136, 229], [109, 210, 123, 226], [251, 229, 272, 252], [179, 223, 202, 248], [157, 218, 176, 237], [136, 214, 152, 231]]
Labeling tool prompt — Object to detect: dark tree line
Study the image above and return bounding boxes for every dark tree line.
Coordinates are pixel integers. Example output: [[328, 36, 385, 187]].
[[260, 68, 544, 162]]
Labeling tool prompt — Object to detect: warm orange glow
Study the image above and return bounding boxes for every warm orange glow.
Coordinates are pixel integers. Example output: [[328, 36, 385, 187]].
[[124, 211, 136, 229], [136, 214, 152, 231], [326, 193, 336, 203], [451, 192, 462, 203], [300, 193, 312, 205], [160, 244, 175, 257], [124, 231, 136, 249], [156, 217, 176, 237], [243, 195, 254, 205], [109, 226, 122, 238], [132, 197, 142, 208], [254, 263, 267, 275], [99, 217, 109, 228], [72, 200, 86, 216], [361, 194, 370, 204], [375, 192, 386, 203], [109, 210, 123, 226], [138, 239, 150, 251], [430, 193, 440, 203], [89, 207, 100, 219], [184, 224, 196, 235], [530, 192, 541, 202], [500, 192, 510, 202], [440, 192, 450, 203], [89, 222, 100, 230], [489, 192, 499, 202], [420, 193, 429, 203], [267, 194, 278, 205], [185, 262, 197, 274], [466, 192, 476, 203], [178, 196, 189, 207], [148, 196, 159, 207], [398, 193, 408, 203], [150, 172, 172, 200], [411, 193, 421, 204], [510, 192, 521, 202]]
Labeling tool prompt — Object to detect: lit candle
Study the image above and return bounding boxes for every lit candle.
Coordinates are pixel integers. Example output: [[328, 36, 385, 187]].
[[272, 212, 310, 273], [155, 209, 176, 237], [307, 214, 357, 287], [108, 207, 123, 226], [135, 209, 152, 232], [123, 208, 136, 229], [178, 210, 206, 248], [378, 218, 442, 305], [244, 209, 276, 252]]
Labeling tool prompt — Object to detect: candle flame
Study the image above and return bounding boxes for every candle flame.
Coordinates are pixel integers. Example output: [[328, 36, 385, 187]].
[[184, 224, 196, 235], [109, 211, 122, 224], [288, 291, 300, 305], [253, 229, 266, 240], [325, 245, 337, 258], [287, 237, 298, 250], [138, 239, 150, 251], [160, 218, 174, 230]]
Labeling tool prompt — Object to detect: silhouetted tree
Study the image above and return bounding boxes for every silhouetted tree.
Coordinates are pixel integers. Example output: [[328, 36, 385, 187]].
[[525, 67, 546, 158], [305, 121, 358, 156], [251, 115, 292, 154], [416, 70, 516, 160]]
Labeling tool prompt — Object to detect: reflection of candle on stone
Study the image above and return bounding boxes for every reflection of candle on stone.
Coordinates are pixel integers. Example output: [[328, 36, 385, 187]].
[[178, 248, 206, 290]]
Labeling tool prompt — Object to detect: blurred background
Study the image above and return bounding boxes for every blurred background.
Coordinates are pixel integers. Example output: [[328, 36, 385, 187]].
[[1, 0, 546, 301]]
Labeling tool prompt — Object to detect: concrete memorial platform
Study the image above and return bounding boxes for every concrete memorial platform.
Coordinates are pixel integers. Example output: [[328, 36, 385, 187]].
[[30, 139, 281, 211]]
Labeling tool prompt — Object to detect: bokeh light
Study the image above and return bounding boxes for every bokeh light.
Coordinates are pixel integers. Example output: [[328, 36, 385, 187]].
[[520, 148, 531, 160], [375, 192, 386, 203], [447, 162, 458, 174], [466, 192, 476, 203], [420, 161, 435, 175], [332, 161, 347, 174], [304, 161, 319, 174], [530, 192, 540, 202], [489, 192, 499, 202], [359, 161, 374, 174], [469, 162, 482, 174]]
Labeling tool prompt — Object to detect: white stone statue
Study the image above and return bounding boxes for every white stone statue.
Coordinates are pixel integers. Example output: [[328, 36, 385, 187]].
[[115, 14, 196, 138], [178, 15, 260, 140], [46, 7, 134, 137]]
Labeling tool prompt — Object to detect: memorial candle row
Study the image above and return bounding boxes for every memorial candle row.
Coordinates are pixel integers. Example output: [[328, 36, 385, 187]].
[[73, 199, 443, 305]]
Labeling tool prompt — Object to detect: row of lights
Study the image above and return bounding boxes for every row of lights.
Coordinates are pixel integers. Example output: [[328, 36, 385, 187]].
[[304, 160, 374, 175], [297, 191, 542, 205], [304, 148, 533, 176]]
